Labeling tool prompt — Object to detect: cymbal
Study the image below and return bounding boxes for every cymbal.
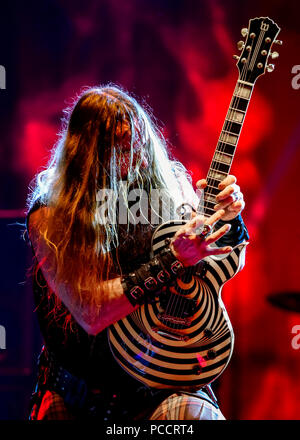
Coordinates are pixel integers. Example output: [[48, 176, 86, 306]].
[[267, 292, 300, 313]]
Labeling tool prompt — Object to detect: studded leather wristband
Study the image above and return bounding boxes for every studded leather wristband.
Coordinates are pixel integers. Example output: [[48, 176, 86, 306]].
[[121, 244, 185, 306]]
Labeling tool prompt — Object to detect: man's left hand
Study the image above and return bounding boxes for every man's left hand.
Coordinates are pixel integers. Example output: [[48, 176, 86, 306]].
[[196, 174, 245, 221]]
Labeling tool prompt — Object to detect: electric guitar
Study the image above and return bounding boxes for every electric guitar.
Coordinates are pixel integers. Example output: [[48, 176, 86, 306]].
[[108, 17, 281, 390]]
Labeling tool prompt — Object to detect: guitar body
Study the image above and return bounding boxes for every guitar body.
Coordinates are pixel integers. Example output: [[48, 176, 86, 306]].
[[108, 220, 248, 390]]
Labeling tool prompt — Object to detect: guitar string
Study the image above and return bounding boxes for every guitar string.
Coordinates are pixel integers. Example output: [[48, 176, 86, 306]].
[[207, 21, 273, 204], [182, 25, 273, 327], [160, 30, 261, 329], [162, 247, 192, 331], [204, 55, 251, 216], [175, 42, 256, 324], [161, 50, 252, 329], [175, 50, 254, 322], [207, 26, 264, 206], [203, 25, 262, 208], [210, 28, 262, 204]]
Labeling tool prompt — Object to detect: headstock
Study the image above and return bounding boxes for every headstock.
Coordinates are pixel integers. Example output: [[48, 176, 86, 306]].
[[233, 17, 281, 83]]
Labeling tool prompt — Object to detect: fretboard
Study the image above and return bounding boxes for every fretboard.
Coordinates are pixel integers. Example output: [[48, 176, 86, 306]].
[[198, 79, 254, 218]]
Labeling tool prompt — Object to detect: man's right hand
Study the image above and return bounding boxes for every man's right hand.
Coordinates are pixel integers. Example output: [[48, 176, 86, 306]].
[[170, 209, 232, 267]]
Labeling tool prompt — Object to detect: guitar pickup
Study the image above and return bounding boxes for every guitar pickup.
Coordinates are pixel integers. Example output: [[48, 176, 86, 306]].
[[193, 260, 208, 278], [159, 293, 198, 318]]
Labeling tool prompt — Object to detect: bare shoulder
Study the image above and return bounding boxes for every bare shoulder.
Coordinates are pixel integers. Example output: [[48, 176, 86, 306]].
[[28, 206, 66, 233], [27, 206, 52, 237], [27, 206, 60, 274], [28, 206, 51, 225]]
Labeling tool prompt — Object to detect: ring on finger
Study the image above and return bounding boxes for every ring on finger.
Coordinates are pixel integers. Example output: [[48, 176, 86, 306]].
[[195, 223, 212, 239], [232, 192, 241, 203]]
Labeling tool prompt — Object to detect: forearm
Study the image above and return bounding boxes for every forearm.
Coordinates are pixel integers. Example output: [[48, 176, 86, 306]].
[[33, 237, 183, 335], [58, 216, 246, 334], [59, 277, 136, 335]]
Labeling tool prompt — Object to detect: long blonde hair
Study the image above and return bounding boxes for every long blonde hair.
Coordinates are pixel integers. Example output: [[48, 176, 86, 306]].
[[27, 84, 195, 310]]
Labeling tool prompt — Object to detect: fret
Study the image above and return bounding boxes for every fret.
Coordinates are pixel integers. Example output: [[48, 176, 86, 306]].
[[206, 175, 223, 185], [213, 152, 232, 165], [223, 120, 242, 135], [237, 79, 254, 87], [202, 200, 216, 211], [219, 132, 238, 146], [228, 106, 246, 114], [197, 207, 215, 218], [205, 185, 220, 195], [210, 161, 230, 174], [205, 78, 255, 201], [207, 170, 227, 181], [231, 96, 249, 112], [233, 93, 250, 101], [216, 142, 235, 155], [234, 84, 252, 99], [226, 108, 245, 123], [206, 179, 222, 190], [203, 191, 217, 203], [197, 204, 216, 215]]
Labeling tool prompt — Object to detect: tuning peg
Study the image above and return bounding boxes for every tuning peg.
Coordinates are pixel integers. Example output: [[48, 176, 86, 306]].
[[270, 51, 279, 59], [233, 55, 240, 60], [274, 39, 283, 45], [241, 28, 248, 37], [237, 40, 245, 51], [266, 64, 275, 72]]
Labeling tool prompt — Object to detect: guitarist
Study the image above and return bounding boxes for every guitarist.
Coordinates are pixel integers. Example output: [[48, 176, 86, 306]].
[[26, 85, 249, 420]]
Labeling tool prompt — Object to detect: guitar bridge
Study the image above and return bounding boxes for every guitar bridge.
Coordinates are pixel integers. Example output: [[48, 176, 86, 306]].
[[157, 313, 191, 327], [151, 326, 189, 341]]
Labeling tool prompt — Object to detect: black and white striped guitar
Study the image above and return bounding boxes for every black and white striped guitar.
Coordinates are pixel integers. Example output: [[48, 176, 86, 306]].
[[108, 17, 281, 390]]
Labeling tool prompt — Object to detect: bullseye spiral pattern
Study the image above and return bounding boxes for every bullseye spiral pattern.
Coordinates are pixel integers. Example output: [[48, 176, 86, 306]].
[[108, 220, 247, 390]]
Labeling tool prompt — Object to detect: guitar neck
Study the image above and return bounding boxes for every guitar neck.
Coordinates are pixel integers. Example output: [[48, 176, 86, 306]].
[[198, 79, 254, 218]]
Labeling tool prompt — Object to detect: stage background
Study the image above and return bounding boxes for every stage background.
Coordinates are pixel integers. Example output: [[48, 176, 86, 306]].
[[0, 0, 300, 419]]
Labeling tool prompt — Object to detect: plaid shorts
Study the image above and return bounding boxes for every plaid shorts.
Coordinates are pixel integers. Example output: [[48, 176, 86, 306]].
[[29, 390, 75, 420], [29, 389, 225, 421], [149, 392, 225, 420]]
